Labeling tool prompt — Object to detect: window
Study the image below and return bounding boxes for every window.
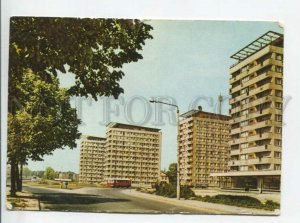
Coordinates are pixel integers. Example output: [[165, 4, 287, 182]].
[[275, 66, 283, 73], [274, 152, 281, 158], [276, 54, 283, 61], [241, 109, 249, 116], [240, 154, 248, 160], [241, 131, 249, 137], [275, 127, 282, 134], [241, 76, 250, 83], [275, 90, 282, 97], [275, 102, 282, 109], [241, 65, 249, 72], [275, 115, 282, 122], [241, 87, 249, 95], [240, 165, 248, 171], [240, 120, 249, 127], [240, 143, 248, 149], [274, 164, 281, 170], [275, 78, 282, 85], [274, 139, 282, 147]]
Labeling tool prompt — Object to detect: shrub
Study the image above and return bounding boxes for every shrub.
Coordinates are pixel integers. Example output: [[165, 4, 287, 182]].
[[155, 183, 176, 198], [264, 200, 280, 210], [180, 185, 195, 199], [154, 183, 195, 199], [196, 194, 280, 211]]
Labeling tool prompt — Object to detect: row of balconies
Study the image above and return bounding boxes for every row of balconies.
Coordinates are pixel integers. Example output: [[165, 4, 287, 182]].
[[107, 142, 159, 147], [229, 51, 283, 85], [228, 156, 281, 166], [229, 72, 282, 103], [229, 132, 274, 145], [230, 119, 279, 134], [107, 137, 159, 143], [229, 107, 279, 124]]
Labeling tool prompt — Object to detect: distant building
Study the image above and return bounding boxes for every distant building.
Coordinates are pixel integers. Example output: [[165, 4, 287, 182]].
[[158, 171, 169, 184], [105, 122, 162, 188], [79, 135, 106, 184], [179, 107, 231, 188], [212, 31, 283, 191], [58, 172, 79, 182]]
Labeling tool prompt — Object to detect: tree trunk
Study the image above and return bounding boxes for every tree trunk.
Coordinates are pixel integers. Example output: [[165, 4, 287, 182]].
[[10, 158, 17, 197], [17, 163, 23, 191], [15, 163, 20, 192]]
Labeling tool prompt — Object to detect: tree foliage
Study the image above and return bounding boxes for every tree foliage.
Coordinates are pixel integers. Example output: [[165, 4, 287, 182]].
[[7, 69, 81, 195], [166, 163, 177, 185], [8, 69, 81, 163], [44, 167, 56, 180], [9, 17, 153, 100], [7, 17, 153, 196]]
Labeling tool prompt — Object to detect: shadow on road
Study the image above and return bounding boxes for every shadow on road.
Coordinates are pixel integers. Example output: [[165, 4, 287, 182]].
[[34, 193, 129, 205]]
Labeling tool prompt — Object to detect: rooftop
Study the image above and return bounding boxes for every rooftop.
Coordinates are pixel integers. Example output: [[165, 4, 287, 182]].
[[81, 135, 106, 141], [106, 122, 161, 132], [180, 109, 230, 120], [230, 31, 283, 63]]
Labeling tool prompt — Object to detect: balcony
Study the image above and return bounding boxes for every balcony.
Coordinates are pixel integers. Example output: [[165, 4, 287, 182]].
[[247, 132, 273, 142], [229, 137, 248, 145], [230, 45, 283, 74], [238, 120, 273, 132], [229, 157, 273, 166]]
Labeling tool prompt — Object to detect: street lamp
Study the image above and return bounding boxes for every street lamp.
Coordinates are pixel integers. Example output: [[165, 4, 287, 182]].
[[149, 99, 181, 200]]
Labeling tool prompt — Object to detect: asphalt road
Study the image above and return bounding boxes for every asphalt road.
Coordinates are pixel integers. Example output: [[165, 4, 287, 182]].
[[23, 185, 208, 214]]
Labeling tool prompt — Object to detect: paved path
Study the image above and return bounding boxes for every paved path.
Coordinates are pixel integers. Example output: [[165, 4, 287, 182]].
[[20, 185, 279, 215], [122, 189, 279, 216], [22, 185, 210, 214]]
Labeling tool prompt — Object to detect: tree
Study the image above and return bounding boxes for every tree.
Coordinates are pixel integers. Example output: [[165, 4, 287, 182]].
[[22, 167, 32, 178], [9, 17, 153, 101], [7, 69, 81, 195], [44, 167, 55, 180], [166, 163, 177, 185], [7, 17, 153, 196]]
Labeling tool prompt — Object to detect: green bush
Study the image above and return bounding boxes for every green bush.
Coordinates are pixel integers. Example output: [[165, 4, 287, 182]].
[[155, 183, 195, 199], [155, 183, 176, 198], [264, 200, 280, 210], [180, 185, 195, 198], [196, 194, 279, 211]]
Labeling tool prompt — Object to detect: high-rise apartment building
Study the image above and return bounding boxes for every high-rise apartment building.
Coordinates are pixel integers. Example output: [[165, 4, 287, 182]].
[[179, 107, 230, 188], [212, 31, 283, 190], [79, 135, 106, 184], [105, 122, 161, 188]]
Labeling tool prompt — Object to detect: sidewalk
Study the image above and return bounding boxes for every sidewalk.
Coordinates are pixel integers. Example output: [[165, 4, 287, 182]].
[[121, 189, 280, 215], [6, 189, 40, 211]]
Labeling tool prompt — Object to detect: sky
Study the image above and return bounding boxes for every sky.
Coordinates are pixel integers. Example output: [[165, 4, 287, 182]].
[[27, 20, 283, 173]]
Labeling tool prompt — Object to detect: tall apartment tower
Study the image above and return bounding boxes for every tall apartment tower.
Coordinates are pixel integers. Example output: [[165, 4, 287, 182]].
[[105, 122, 161, 188], [179, 107, 230, 188], [79, 135, 106, 184], [212, 31, 283, 190]]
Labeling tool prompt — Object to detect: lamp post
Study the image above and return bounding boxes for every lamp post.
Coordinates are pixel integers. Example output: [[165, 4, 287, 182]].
[[149, 99, 180, 200]]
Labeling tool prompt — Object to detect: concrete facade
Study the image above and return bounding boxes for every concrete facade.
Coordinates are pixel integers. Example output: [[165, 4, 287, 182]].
[[179, 108, 231, 188], [212, 31, 283, 191]]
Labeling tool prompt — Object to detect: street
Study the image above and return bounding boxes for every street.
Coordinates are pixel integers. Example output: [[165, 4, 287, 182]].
[[22, 185, 209, 214]]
